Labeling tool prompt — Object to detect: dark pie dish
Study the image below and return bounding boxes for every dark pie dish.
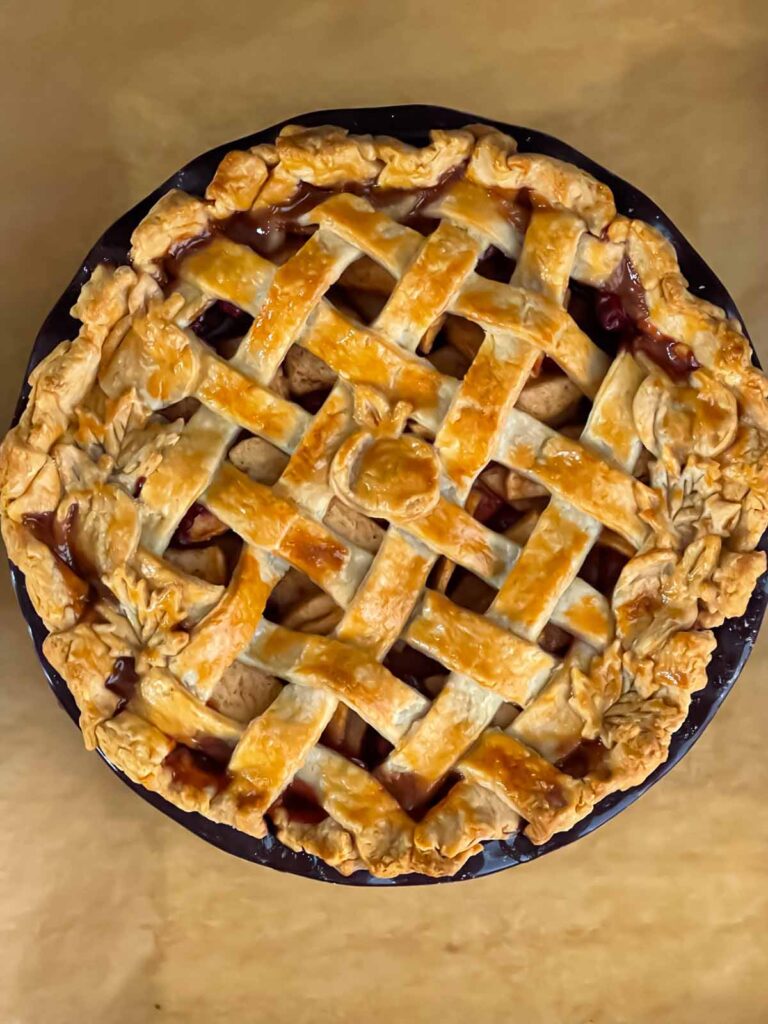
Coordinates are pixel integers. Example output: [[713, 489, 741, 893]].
[[4, 104, 766, 885]]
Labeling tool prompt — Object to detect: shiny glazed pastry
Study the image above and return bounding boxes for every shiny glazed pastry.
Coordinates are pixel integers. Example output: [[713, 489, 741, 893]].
[[1, 122, 766, 879]]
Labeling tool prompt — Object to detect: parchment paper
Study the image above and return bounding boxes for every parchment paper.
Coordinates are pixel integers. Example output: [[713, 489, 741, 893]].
[[0, 1, 766, 1021]]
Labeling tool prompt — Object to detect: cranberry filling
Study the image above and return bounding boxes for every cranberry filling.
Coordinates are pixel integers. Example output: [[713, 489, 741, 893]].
[[228, 184, 338, 248], [570, 261, 701, 381], [469, 485, 505, 527], [275, 779, 328, 825], [172, 502, 230, 546], [190, 300, 253, 358], [294, 387, 332, 414], [595, 292, 633, 333], [490, 188, 532, 235], [567, 281, 615, 353], [446, 568, 496, 615], [595, 258, 700, 381], [475, 246, 516, 284], [629, 333, 700, 381], [470, 485, 521, 533], [418, 770, 463, 818], [358, 730, 395, 770], [162, 232, 218, 282], [393, 161, 469, 221], [537, 621, 574, 657], [226, 163, 469, 259], [559, 739, 610, 780], [195, 736, 235, 764], [383, 644, 446, 698], [22, 505, 82, 575], [164, 745, 229, 794], [578, 544, 629, 596], [602, 257, 649, 322], [105, 656, 139, 710]]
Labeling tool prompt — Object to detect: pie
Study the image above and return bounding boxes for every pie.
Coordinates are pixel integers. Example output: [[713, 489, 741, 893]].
[[1, 122, 766, 879]]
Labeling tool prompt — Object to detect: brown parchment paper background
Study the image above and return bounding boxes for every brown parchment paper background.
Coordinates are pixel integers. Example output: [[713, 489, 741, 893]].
[[0, 2, 766, 1022]]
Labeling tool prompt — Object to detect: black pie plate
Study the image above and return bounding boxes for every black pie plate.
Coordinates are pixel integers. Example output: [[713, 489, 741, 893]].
[[8, 105, 768, 886]]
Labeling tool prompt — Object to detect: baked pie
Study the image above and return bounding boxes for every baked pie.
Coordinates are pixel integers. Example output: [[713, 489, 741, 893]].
[[2, 122, 766, 879]]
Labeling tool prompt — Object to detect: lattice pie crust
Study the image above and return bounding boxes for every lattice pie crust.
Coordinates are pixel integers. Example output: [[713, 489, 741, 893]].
[[2, 123, 766, 877]]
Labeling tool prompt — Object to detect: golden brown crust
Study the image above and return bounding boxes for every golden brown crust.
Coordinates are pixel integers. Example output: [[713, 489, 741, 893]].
[[3, 518, 90, 631], [130, 191, 212, 276], [205, 150, 269, 217], [43, 623, 119, 746], [465, 126, 616, 232], [2, 121, 766, 879]]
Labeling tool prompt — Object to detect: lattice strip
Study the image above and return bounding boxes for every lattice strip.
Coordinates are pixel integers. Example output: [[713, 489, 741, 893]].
[[435, 334, 538, 499], [141, 407, 237, 552], [496, 407, 650, 547], [310, 193, 611, 396], [179, 236, 273, 313], [460, 729, 585, 844], [494, 352, 646, 638], [512, 208, 585, 303], [405, 590, 555, 705], [225, 684, 337, 823], [291, 746, 417, 875], [273, 383, 356, 517], [510, 643, 594, 761], [226, 529, 433, 838], [373, 198, 594, 806], [372, 220, 483, 351], [546, 582, 612, 649], [416, 357, 647, 853], [204, 461, 371, 607], [169, 546, 281, 701], [132, 669, 245, 748], [433, 204, 585, 500], [239, 230, 359, 382], [335, 529, 433, 659], [245, 621, 429, 743], [393, 498, 516, 587], [299, 305, 454, 432], [195, 349, 311, 451], [426, 179, 520, 256]]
